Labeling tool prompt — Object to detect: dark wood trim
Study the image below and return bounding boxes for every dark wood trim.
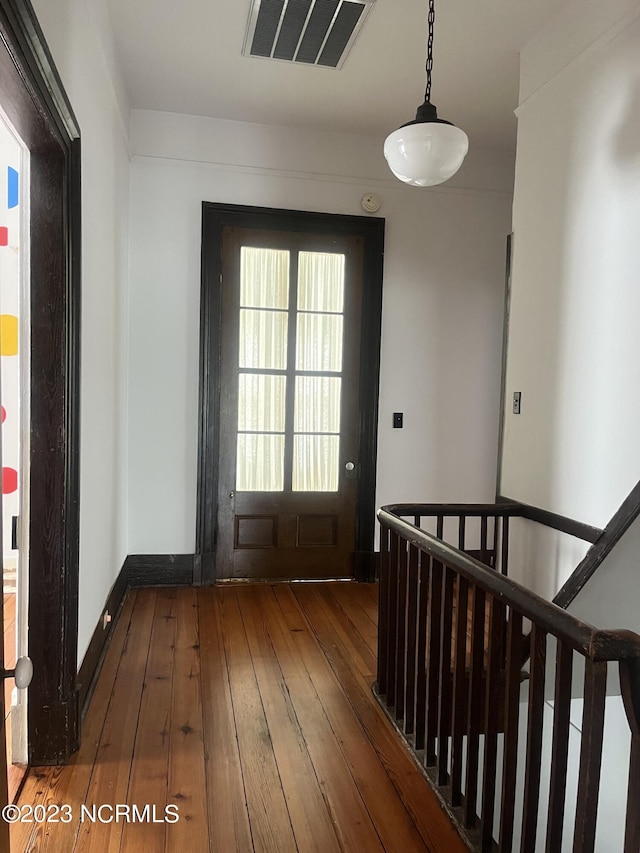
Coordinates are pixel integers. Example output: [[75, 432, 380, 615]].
[[1, 0, 82, 764], [76, 563, 129, 717], [354, 550, 379, 582], [192, 552, 203, 586], [197, 203, 384, 584], [554, 478, 640, 608], [196, 204, 223, 586], [496, 495, 603, 544], [495, 232, 513, 497], [353, 216, 384, 571], [0, 0, 79, 142], [125, 555, 195, 587], [387, 502, 520, 519]]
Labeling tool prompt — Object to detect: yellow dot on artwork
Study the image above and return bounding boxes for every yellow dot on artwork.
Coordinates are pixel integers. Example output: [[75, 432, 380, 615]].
[[0, 315, 19, 356]]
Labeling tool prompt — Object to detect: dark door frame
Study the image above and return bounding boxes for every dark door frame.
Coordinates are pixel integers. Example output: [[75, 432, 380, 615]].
[[0, 0, 81, 763], [197, 203, 384, 584]]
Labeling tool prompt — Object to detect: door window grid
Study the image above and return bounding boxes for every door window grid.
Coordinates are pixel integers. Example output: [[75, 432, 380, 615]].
[[236, 247, 346, 492]]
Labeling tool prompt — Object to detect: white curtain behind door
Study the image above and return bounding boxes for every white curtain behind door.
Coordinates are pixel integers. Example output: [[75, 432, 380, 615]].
[[236, 247, 345, 493]]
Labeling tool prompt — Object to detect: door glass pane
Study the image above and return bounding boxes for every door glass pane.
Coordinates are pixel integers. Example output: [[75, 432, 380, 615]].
[[238, 374, 286, 432], [296, 313, 343, 372], [240, 247, 289, 308], [292, 435, 339, 492], [236, 433, 284, 491], [239, 308, 288, 369], [294, 376, 341, 433], [298, 252, 345, 313]]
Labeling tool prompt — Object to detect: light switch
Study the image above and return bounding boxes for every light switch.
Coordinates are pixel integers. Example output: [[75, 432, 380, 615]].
[[393, 412, 403, 428]]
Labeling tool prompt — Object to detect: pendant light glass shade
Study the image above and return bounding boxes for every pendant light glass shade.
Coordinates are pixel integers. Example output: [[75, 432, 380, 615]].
[[384, 0, 469, 187], [384, 104, 469, 187]]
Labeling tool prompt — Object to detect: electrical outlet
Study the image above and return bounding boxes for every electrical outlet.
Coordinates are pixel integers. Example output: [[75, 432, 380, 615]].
[[513, 391, 522, 415], [102, 610, 112, 630]]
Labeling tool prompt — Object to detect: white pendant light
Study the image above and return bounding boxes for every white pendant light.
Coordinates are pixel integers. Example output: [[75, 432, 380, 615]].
[[384, 0, 468, 187]]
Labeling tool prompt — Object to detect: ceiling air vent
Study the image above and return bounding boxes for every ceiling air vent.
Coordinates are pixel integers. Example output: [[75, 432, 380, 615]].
[[243, 0, 377, 69]]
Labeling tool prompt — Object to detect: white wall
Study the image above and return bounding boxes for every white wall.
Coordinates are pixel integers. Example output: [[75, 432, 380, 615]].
[[31, 0, 131, 663], [127, 110, 512, 553], [500, 2, 640, 595], [506, 519, 590, 602]]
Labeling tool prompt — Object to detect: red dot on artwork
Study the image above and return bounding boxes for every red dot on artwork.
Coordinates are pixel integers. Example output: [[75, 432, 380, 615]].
[[1, 406, 5, 423], [2, 467, 18, 494], [0, 227, 8, 247]]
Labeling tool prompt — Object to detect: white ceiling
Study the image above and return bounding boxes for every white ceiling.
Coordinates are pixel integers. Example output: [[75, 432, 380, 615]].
[[107, 0, 565, 152]]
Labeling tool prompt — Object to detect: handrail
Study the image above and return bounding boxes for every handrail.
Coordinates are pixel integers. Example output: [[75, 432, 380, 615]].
[[388, 499, 604, 543], [379, 506, 640, 662], [384, 502, 520, 518], [496, 495, 604, 544], [376, 503, 640, 853]]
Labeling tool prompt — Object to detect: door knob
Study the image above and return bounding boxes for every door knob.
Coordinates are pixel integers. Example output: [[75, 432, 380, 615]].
[[344, 461, 357, 479], [2, 656, 33, 689]]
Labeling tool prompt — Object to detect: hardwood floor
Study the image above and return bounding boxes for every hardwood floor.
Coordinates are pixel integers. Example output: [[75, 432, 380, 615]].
[[11, 584, 466, 852]]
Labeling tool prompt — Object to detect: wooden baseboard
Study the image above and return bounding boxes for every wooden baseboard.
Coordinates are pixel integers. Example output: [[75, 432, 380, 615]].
[[125, 554, 195, 587], [76, 563, 129, 718]]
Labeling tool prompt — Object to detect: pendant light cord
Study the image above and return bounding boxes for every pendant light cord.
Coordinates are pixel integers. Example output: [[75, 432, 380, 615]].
[[424, 0, 435, 103]]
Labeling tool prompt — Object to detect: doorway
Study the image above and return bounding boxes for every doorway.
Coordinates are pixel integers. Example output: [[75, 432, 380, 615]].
[[197, 204, 384, 583], [0, 101, 29, 799], [217, 227, 364, 579], [0, 0, 81, 783]]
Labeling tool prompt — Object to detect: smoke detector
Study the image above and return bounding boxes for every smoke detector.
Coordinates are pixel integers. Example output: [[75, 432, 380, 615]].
[[361, 193, 381, 213], [243, 0, 378, 69]]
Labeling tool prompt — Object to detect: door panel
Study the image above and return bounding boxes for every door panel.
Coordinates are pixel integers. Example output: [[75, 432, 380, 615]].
[[216, 227, 363, 579]]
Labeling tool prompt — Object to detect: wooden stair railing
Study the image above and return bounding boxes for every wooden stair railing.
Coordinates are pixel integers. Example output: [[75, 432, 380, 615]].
[[376, 505, 640, 853]]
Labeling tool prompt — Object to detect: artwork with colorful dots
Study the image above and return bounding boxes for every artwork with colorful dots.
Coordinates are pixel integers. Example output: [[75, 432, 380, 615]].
[[0, 111, 27, 567]]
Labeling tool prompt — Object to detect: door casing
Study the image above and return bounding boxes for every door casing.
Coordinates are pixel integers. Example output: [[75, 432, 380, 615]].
[[197, 203, 384, 584]]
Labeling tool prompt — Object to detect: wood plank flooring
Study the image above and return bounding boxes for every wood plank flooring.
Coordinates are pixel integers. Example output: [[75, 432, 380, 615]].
[[12, 584, 467, 853]]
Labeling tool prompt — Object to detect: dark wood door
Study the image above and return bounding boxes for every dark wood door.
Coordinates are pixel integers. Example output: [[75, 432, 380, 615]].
[[216, 227, 364, 579]]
